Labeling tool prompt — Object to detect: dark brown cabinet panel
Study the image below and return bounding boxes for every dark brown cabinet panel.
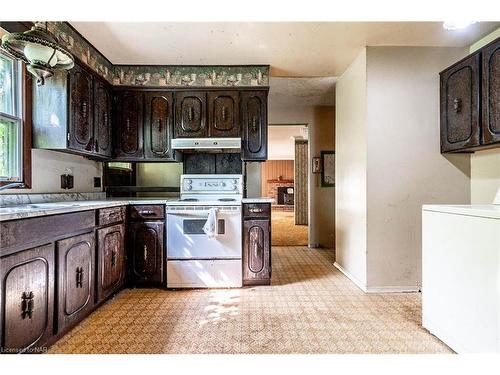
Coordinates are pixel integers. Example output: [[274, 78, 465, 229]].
[[174, 91, 207, 138], [241, 90, 268, 160], [68, 64, 94, 153], [0, 244, 55, 353], [128, 221, 164, 286], [208, 91, 240, 137], [144, 91, 177, 160], [94, 78, 113, 157], [96, 224, 125, 303], [482, 38, 500, 146], [114, 91, 144, 159], [440, 53, 481, 152], [56, 233, 95, 332], [243, 219, 271, 285]]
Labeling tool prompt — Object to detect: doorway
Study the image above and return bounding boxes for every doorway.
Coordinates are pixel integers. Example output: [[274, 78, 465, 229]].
[[261, 124, 309, 246]]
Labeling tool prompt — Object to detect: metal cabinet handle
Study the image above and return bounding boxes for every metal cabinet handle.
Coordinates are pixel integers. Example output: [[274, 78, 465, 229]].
[[21, 291, 34, 320], [126, 118, 131, 132], [76, 267, 83, 288], [143, 245, 148, 261], [251, 116, 257, 131], [188, 107, 195, 121], [222, 106, 227, 121], [249, 208, 264, 213], [453, 98, 462, 113], [81, 101, 88, 119], [157, 118, 163, 132], [111, 250, 117, 267], [139, 210, 155, 216]]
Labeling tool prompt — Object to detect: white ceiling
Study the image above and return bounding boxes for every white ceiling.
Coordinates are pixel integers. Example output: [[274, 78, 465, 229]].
[[269, 77, 335, 107], [268, 125, 308, 160], [70, 22, 499, 76]]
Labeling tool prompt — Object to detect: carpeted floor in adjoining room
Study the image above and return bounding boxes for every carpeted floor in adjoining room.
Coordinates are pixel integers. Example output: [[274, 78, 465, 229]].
[[48, 247, 452, 354], [271, 210, 308, 246]]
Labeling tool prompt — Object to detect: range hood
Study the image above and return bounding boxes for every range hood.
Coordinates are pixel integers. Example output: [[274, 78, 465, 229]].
[[171, 137, 241, 151]]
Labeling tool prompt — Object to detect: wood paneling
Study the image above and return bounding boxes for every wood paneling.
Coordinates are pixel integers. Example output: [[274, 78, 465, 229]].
[[295, 140, 308, 225], [260, 160, 294, 197]]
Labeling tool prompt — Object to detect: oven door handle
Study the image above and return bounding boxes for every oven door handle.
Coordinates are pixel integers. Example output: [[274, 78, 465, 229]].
[[166, 211, 240, 218]]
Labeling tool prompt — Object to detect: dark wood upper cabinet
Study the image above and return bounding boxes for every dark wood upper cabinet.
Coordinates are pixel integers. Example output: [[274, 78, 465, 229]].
[[481, 38, 500, 146], [68, 64, 94, 153], [94, 78, 113, 158], [96, 224, 125, 303], [0, 244, 55, 353], [144, 91, 178, 160], [56, 233, 95, 333], [440, 52, 481, 153], [174, 91, 207, 138], [208, 91, 240, 137], [241, 90, 268, 160], [128, 221, 164, 286], [114, 91, 144, 159]]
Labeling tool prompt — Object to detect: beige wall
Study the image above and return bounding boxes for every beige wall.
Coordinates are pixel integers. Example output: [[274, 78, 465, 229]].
[[309, 106, 335, 248], [469, 28, 500, 204], [335, 48, 368, 287], [365, 46, 470, 291], [335, 46, 471, 291], [0, 149, 103, 194]]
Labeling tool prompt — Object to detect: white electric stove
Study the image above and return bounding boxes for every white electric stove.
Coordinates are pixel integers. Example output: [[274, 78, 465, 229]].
[[165, 174, 243, 288]]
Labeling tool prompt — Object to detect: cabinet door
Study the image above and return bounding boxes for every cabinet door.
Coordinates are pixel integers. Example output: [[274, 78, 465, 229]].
[[243, 219, 271, 285], [440, 53, 481, 152], [97, 224, 125, 302], [56, 233, 95, 332], [114, 91, 144, 159], [208, 91, 240, 137], [241, 90, 268, 160], [144, 91, 176, 160], [482, 38, 500, 145], [0, 244, 54, 353], [94, 78, 113, 158], [128, 221, 164, 285], [68, 64, 94, 153], [174, 91, 207, 138]]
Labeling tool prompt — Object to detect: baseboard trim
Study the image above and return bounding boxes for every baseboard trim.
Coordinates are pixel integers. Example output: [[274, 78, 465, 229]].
[[333, 262, 420, 293], [333, 262, 367, 292]]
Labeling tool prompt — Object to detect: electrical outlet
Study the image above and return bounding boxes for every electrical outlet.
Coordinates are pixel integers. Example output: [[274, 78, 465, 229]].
[[61, 174, 74, 189], [94, 177, 101, 188]]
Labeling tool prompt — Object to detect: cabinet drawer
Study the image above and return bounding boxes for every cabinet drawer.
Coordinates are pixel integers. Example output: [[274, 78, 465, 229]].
[[98, 206, 125, 226], [243, 203, 271, 218], [128, 205, 164, 220]]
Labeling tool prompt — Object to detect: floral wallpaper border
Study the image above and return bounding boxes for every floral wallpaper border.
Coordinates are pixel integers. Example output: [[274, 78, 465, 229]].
[[47, 22, 269, 87]]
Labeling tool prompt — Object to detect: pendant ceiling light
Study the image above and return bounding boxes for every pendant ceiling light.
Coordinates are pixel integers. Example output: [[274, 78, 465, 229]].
[[0, 22, 74, 85]]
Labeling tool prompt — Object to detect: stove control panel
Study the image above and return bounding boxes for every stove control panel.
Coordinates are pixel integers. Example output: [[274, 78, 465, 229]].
[[180, 174, 243, 195]]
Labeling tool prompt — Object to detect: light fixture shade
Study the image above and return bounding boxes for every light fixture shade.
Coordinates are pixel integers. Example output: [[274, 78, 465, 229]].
[[0, 22, 74, 85]]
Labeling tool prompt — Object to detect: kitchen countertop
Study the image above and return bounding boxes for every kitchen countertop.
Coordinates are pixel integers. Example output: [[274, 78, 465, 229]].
[[422, 204, 500, 220], [0, 198, 180, 222], [241, 197, 275, 203]]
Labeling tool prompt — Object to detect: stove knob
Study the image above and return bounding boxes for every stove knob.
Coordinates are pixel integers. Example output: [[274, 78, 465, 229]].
[[220, 182, 226, 187], [232, 184, 238, 190], [185, 179, 192, 185], [185, 185, 192, 191]]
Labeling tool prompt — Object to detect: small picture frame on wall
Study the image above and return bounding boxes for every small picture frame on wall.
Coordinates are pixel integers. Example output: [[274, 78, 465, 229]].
[[312, 157, 321, 174], [321, 151, 335, 187]]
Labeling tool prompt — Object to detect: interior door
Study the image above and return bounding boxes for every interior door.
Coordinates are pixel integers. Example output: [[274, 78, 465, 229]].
[[0, 244, 54, 353], [208, 91, 240, 137], [174, 91, 207, 138], [56, 233, 95, 332], [69, 64, 94, 153], [94, 78, 112, 157], [129, 221, 164, 285], [97, 224, 125, 302]]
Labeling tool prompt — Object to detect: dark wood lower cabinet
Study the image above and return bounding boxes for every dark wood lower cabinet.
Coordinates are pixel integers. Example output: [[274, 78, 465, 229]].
[[96, 224, 125, 303], [56, 233, 95, 333], [128, 221, 164, 286], [0, 244, 55, 353], [242, 203, 271, 286]]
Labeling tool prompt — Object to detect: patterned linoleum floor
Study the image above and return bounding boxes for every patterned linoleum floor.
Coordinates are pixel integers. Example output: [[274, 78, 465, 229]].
[[49, 246, 452, 354]]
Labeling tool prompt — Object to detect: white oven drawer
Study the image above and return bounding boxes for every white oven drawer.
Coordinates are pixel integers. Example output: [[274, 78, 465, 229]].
[[167, 259, 242, 288]]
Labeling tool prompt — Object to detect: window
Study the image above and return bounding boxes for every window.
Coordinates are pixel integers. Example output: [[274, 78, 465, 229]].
[[0, 24, 32, 189], [0, 50, 26, 185]]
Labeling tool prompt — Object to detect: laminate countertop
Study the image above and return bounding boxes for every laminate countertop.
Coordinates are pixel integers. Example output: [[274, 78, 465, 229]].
[[422, 204, 500, 220], [0, 198, 179, 222]]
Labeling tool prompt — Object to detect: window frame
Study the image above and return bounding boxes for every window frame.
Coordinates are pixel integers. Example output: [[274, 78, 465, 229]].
[[0, 50, 32, 188]]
